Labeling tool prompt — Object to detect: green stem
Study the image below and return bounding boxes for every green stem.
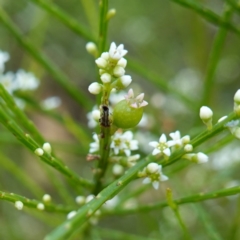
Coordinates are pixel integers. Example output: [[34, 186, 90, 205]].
[[166, 188, 192, 240], [98, 0, 109, 54], [0, 7, 93, 110], [201, 4, 234, 106], [0, 191, 73, 213], [103, 185, 240, 216]]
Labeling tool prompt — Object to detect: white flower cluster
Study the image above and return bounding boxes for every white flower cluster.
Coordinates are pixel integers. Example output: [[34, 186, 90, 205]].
[[88, 42, 132, 95], [149, 131, 191, 159], [138, 162, 168, 190]]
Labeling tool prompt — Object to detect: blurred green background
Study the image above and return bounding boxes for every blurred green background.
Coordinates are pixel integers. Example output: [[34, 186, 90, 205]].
[[0, 0, 240, 239]]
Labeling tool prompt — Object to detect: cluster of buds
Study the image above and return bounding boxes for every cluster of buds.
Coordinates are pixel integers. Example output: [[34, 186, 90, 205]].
[[138, 162, 168, 190], [88, 42, 132, 95], [34, 142, 52, 156]]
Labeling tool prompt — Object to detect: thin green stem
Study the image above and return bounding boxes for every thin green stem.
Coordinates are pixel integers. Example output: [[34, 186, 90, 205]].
[[169, 0, 240, 35], [0, 191, 73, 213], [103, 185, 240, 216], [98, 0, 109, 54], [0, 104, 93, 189], [30, 0, 96, 42], [201, 4, 234, 106], [166, 188, 192, 240], [0, 7, 93, 110]]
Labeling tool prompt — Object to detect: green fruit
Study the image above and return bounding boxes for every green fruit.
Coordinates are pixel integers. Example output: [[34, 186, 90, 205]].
[[113, 99, 143, 129]]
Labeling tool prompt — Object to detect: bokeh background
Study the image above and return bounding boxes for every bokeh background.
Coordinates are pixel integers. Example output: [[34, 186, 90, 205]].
[[0, 0, 240, 239]]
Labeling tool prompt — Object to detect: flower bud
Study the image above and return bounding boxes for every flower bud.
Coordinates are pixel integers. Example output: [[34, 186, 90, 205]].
[[113, 66, 125, 77], [184, 144, 193, 152], [92, 109, 101, 121], [35, 148, 44, 156], [86, 42, 98, 57], [117, 58, 127, 68], [95, 57, 107, 69], [234, 89, 240, 104], [200, 106, 213, 130], [43, 142, 51, 154], [146, 162, 159, 174], [106, 8, 116, 20], [100, 73, 111, 83], [195, 152, 208, 164], [15, 201, 24, 210], [88, 82, 102, 95]]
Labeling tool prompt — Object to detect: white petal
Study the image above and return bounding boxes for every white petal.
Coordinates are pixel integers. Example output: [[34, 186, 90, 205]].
[[149, 141, 159, 147], [136, 93, 144, 102], [152, 181, 159, 190], [160, 174, 169, 181], [159, 134, 167, 143], [152, 148, 161, 155], [142, 177, 151, 184], [163, 148, 171, 156]]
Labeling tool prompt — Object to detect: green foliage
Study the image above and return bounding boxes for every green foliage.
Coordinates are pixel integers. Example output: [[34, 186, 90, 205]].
[[0, 0, 240, 239]]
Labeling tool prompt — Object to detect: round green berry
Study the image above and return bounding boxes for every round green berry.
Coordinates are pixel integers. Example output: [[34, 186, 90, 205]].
[[113, 99, 143, 129]]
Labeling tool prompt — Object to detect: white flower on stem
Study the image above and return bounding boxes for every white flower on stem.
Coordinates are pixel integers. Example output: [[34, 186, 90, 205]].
[[88, 82, 102, 95], [34, 148, 44, 156], [15, 201, 24, 210], [112, 164, 124, 176], [169, 131, 183, 148], [42, 194, 51, 202], [86, 42, 98, 56], [113, 66, 125, 77], [43, 142, 51, 154], [100, 73, 111, 83], [116, 75, 132, 88], [184, 152, 209, 164], [125, 89, 148, 109], [111, 130, 138, 156], [67, 211, 77, 219], [89, 134, 99, 153], [109, 42, 128, 61], [117, 58, 127, 68], [37, 203, 45, 210], [142, 163, 168, 190], [149, 134, 175, 158], [95, 58, 108, 69], [0, 50, 10, 73], [75, 196, 86, 205], [200, 106, 213, 130], [234, 89, 240, 104]]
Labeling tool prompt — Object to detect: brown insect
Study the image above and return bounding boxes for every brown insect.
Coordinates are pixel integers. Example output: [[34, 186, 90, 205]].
[[100, 105, 111, 127]]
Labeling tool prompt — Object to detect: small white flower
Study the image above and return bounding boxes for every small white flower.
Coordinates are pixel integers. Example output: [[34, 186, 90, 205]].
[[112, 164, 124, 176], [113, 66, 125, 77], [234, 89, 240, 104], [41, 96, 61, 110], [88, 82, 102, 95], [86, 194, 95, 203], [117, 58, 127, 68], [95, 57, 108, 69], [86, 42, 98, 56], [169, 131, 182, 147], [184, 144, 193, 152], [200, 106, 213, 120], [75, 196, 85, 205], [34, 148, 44, 156], [15, 201, 23, 210], [118, 75, 132, 88], [100, 73, 111, 83], [43, 142, 51, 154], [111, 131, 138, 156], [67, 211, 77, 219], [142, 163, 168, 190], [125, 89, 148, 109], [109, 42, 128, 61], [42, 194, 51, 202], [89, 134, 99, 153], [149, 134, 175, 157], [127, 154, 140, 167], [37, 203, 45, 210]]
